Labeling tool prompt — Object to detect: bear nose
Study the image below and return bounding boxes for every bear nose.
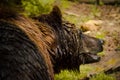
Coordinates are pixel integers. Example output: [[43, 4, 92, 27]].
[[99, 39, 104, 45]]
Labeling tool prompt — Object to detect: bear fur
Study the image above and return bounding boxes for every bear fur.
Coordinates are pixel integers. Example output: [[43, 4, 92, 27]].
[[0, 1, 103, 80], [0, 1, 55, 80], [34, 6, 103, 73]]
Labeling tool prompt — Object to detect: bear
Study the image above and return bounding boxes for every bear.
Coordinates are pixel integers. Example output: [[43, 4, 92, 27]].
[[0, 0, 104, 80], [33, 6, 104, 73], [0, 0, 54, 80]]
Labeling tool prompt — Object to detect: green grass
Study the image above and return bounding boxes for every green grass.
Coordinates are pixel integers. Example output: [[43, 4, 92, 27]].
[[55, 65, 94, 80], [63, 15, 81, 25], [55, 70, 84, 80], [22, 0, 72, 17], [95, 32, 106, 39], [98, 51, 105, 56], [22, 0, 55, 16], [60, 0, 72, 9], [63, 14, 93, 27], [55, 65, 116, 80], [90, 5, 101, 17], [90, 72, 116, 80], [80, 65, 94, 74]]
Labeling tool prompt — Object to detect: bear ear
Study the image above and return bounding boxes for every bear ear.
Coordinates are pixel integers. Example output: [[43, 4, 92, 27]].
[[50, 5, 62, 22]]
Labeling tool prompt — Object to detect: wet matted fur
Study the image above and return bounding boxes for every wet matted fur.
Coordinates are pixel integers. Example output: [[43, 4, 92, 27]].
[[34, 6, 104, 73], [0, 5, 55, 80], [0, 1, 103, 79]]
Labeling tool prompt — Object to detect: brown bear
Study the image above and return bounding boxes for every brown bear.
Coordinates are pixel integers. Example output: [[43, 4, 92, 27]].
[[0, 0, 104, 80], [0, 0, 55, 80], [33, 6, 104, 73]]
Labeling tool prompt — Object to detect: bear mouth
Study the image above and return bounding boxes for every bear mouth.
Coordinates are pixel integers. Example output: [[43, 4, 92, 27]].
[[79, 52, 101, 64], [87, 53, 100, 62]]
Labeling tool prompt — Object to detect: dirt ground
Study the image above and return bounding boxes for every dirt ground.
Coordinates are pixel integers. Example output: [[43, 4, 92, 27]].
[[63, 3, 120, 80]]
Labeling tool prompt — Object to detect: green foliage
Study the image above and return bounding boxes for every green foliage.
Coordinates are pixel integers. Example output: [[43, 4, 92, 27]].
[[21, 0, 72, 17], [55, 65, 116, 80], [64, 15, 80, 25], [55, 70, 86, 80], [55, 70, 116, 80], [63, 14, 93, 27], [99, 0, 104, 5], [95, 32, 105, 39], [91, 5, 101, 17], [98, 51, 105, 56], [90, 72, 116, 80], [59, 0, 72, 9], [22, 0, 55, 16], [80, 65, 94, 74]]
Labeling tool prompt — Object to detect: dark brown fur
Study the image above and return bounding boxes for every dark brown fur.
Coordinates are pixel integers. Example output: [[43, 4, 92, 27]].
[[0, 1, 55, 79], [0, 0, 103, 79], [0, 20, 53, 80], [34, 6, 104, 73]]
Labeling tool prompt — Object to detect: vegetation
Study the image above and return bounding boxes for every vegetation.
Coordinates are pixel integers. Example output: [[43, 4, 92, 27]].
[[55, 70, 83, 80], [55, 65, 112, 80], [55, 65, 116, 80], [22, 0, 55, 16], [21, 0, 72, 17], [90, 73, 116, 80]]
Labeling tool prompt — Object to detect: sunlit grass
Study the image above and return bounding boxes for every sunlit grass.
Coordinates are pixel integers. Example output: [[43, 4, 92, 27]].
[[55, 65, 116, 80], [55, 70, 116, 80], [80, 65, 94, 74], [95, 32, 106, 39], [22, 0, 55, 16], [55, 65, 92, 80], [63, 15, 81, 25], [90, 72, 116, 80], [55, 70, 84, 80], [60, 0, 72, 9], [90, 5, 101, 17], [98, 51, 105, 56], [107, 59, 118, 65]]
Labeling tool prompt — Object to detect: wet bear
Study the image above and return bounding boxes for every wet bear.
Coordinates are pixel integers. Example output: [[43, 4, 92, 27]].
[[0, 0, 104, 79], [0, 0, 54, 80], [33, 6, 104, 73]]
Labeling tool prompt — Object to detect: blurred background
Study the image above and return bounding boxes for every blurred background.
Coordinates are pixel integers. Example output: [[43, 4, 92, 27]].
[[22, 0, 120, 80]]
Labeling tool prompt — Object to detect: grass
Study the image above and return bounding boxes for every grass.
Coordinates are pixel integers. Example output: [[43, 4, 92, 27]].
[[54, 65, 91, 80], [90, 72, 116, 80], [63, 15, 81, 25], [95, 31, 106, 39], [60, 0, 72, 9], [55, 70, 116, 80], [80, 65, 94, 74], [63, 4, 101, 27], [55, 70, 84, 80], [55, 65, 116, 80], [22, 0, 72, 17], [63, 14, 93, 27], [22, 0, 55, 16], [98, 51, 105, 56], [90, 5, 101, 17]]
